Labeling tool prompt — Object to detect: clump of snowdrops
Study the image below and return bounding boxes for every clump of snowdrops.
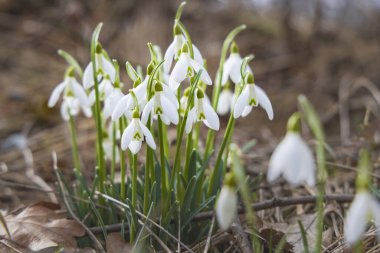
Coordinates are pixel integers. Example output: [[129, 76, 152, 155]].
[[48, 2, 380, 251]]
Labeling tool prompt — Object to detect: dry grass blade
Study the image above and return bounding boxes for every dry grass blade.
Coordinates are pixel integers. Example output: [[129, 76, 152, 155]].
[[0, 201, 85, 252]]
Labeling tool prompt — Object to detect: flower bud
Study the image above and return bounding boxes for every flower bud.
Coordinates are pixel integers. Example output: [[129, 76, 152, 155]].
[[216, 182, 237, 230]]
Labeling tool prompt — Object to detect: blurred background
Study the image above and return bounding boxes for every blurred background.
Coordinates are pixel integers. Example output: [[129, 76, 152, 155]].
[[1, 0, 380, 207]]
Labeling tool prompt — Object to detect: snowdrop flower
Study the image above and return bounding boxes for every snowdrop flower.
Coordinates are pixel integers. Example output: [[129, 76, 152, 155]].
[[216, 173, 238, 230], [267, 113, 315, 186], [141, 82, 179, 125], [60, 96, 92, 121], [222, 42, 252, 85], [120, 109, 156, 154], [169, 43, 212, 91], [185, 89, 219, 134], [103, 86, 124, 119], [345, 191, 380, 245], [233, 73, 273, 120], [48, 68, 91, 108], [164, 24, 203, 75], [112, 77, 148, 121], [217, 87, 234, 116], [83, 44, 116, 89]]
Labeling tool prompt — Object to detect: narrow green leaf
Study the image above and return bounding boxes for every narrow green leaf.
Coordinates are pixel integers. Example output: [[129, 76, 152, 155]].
[[88, 196, 107, 240], [126, 61, 140, 81], [297, 220, 309, 253], [175, 1, 187, 21]]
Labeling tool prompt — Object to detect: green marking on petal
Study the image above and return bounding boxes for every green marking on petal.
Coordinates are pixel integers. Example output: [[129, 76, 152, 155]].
[[249, 98, 257, 106], [133, 132, 142, 141]]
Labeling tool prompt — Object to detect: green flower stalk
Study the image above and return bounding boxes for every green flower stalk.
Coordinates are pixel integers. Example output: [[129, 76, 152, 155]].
[[298, 95, 327, 253]]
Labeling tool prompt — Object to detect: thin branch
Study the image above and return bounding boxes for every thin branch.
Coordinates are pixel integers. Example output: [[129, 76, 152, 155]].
[[90, 194, 354, 234]]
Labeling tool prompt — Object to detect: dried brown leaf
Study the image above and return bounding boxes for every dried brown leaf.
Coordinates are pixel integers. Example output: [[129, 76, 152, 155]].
[[0, 202, 85, 252], [106, 232, 132, 253]]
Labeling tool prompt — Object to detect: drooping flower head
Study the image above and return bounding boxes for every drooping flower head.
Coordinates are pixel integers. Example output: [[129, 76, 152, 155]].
[[345, 191, 380, 245], [169, 43, 212, 91], [233, 72, 273, 120], [164, 24, 204, 75], [120, 108, 156, 154], [222, 41, 252, 86], [185, 89, 219, 134], [141, 81, 179, 125], [345, 148, 380, 245], [216, 172, 238, 230], [83, 44, 116, 89], [48, 67, 92, 120], [267, 113, 316, 187]]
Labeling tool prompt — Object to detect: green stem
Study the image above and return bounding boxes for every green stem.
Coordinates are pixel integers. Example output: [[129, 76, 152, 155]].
[[163, 123, 169, 160], [183, 133, 193, 181], [132, 153, 138, 208], [119, 118, 126, 200], [158, 116, 167, 204], [207, 115, 235, 196], [90, 25, 106, 193], [68, 115, 81, 172], [204, 25, 246, 160], [143, 153, 150, 215], [171, 71, 202, 193], [110, 122, 116, 181]]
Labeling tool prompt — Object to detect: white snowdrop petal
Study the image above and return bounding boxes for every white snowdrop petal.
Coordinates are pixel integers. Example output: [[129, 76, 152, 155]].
[[139, 121, 156, 150], [88, 90, 96, 106], [101, 56, 116, 82], [71, 79, 90, 107], [48, 81, 66, 107], [255, 85, 274, 120], [83, 63, 94, 89], [185, 107, 196, 134], [141, 99, 154, 125], [193, 44, 204, 65], [222, 57, 234, 85], [171, 54, 188, 83], [233, 86, 250, 118], [241, 106, 252, 118], [267, 135, 291, 182], [345, 192, 371, 245], [60, 101, 70, 121], [203, 101, 220, 131], [190, 59, 212, 85], [134, 77, 148, 98], [121, 124, 134, 150], [216, 186, 237, 230], [163, 85, 179, 108], [129, 140, 142, 154], [169, 77, 181, 91], [229, 54, 243, 84], [82, 106, 92, 118], [161, 96, 179, 125], [164, 41, 175, 74], [112, 95, 129, 121], [267, 133, 316, 187], [217, 90, 233, 115]]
